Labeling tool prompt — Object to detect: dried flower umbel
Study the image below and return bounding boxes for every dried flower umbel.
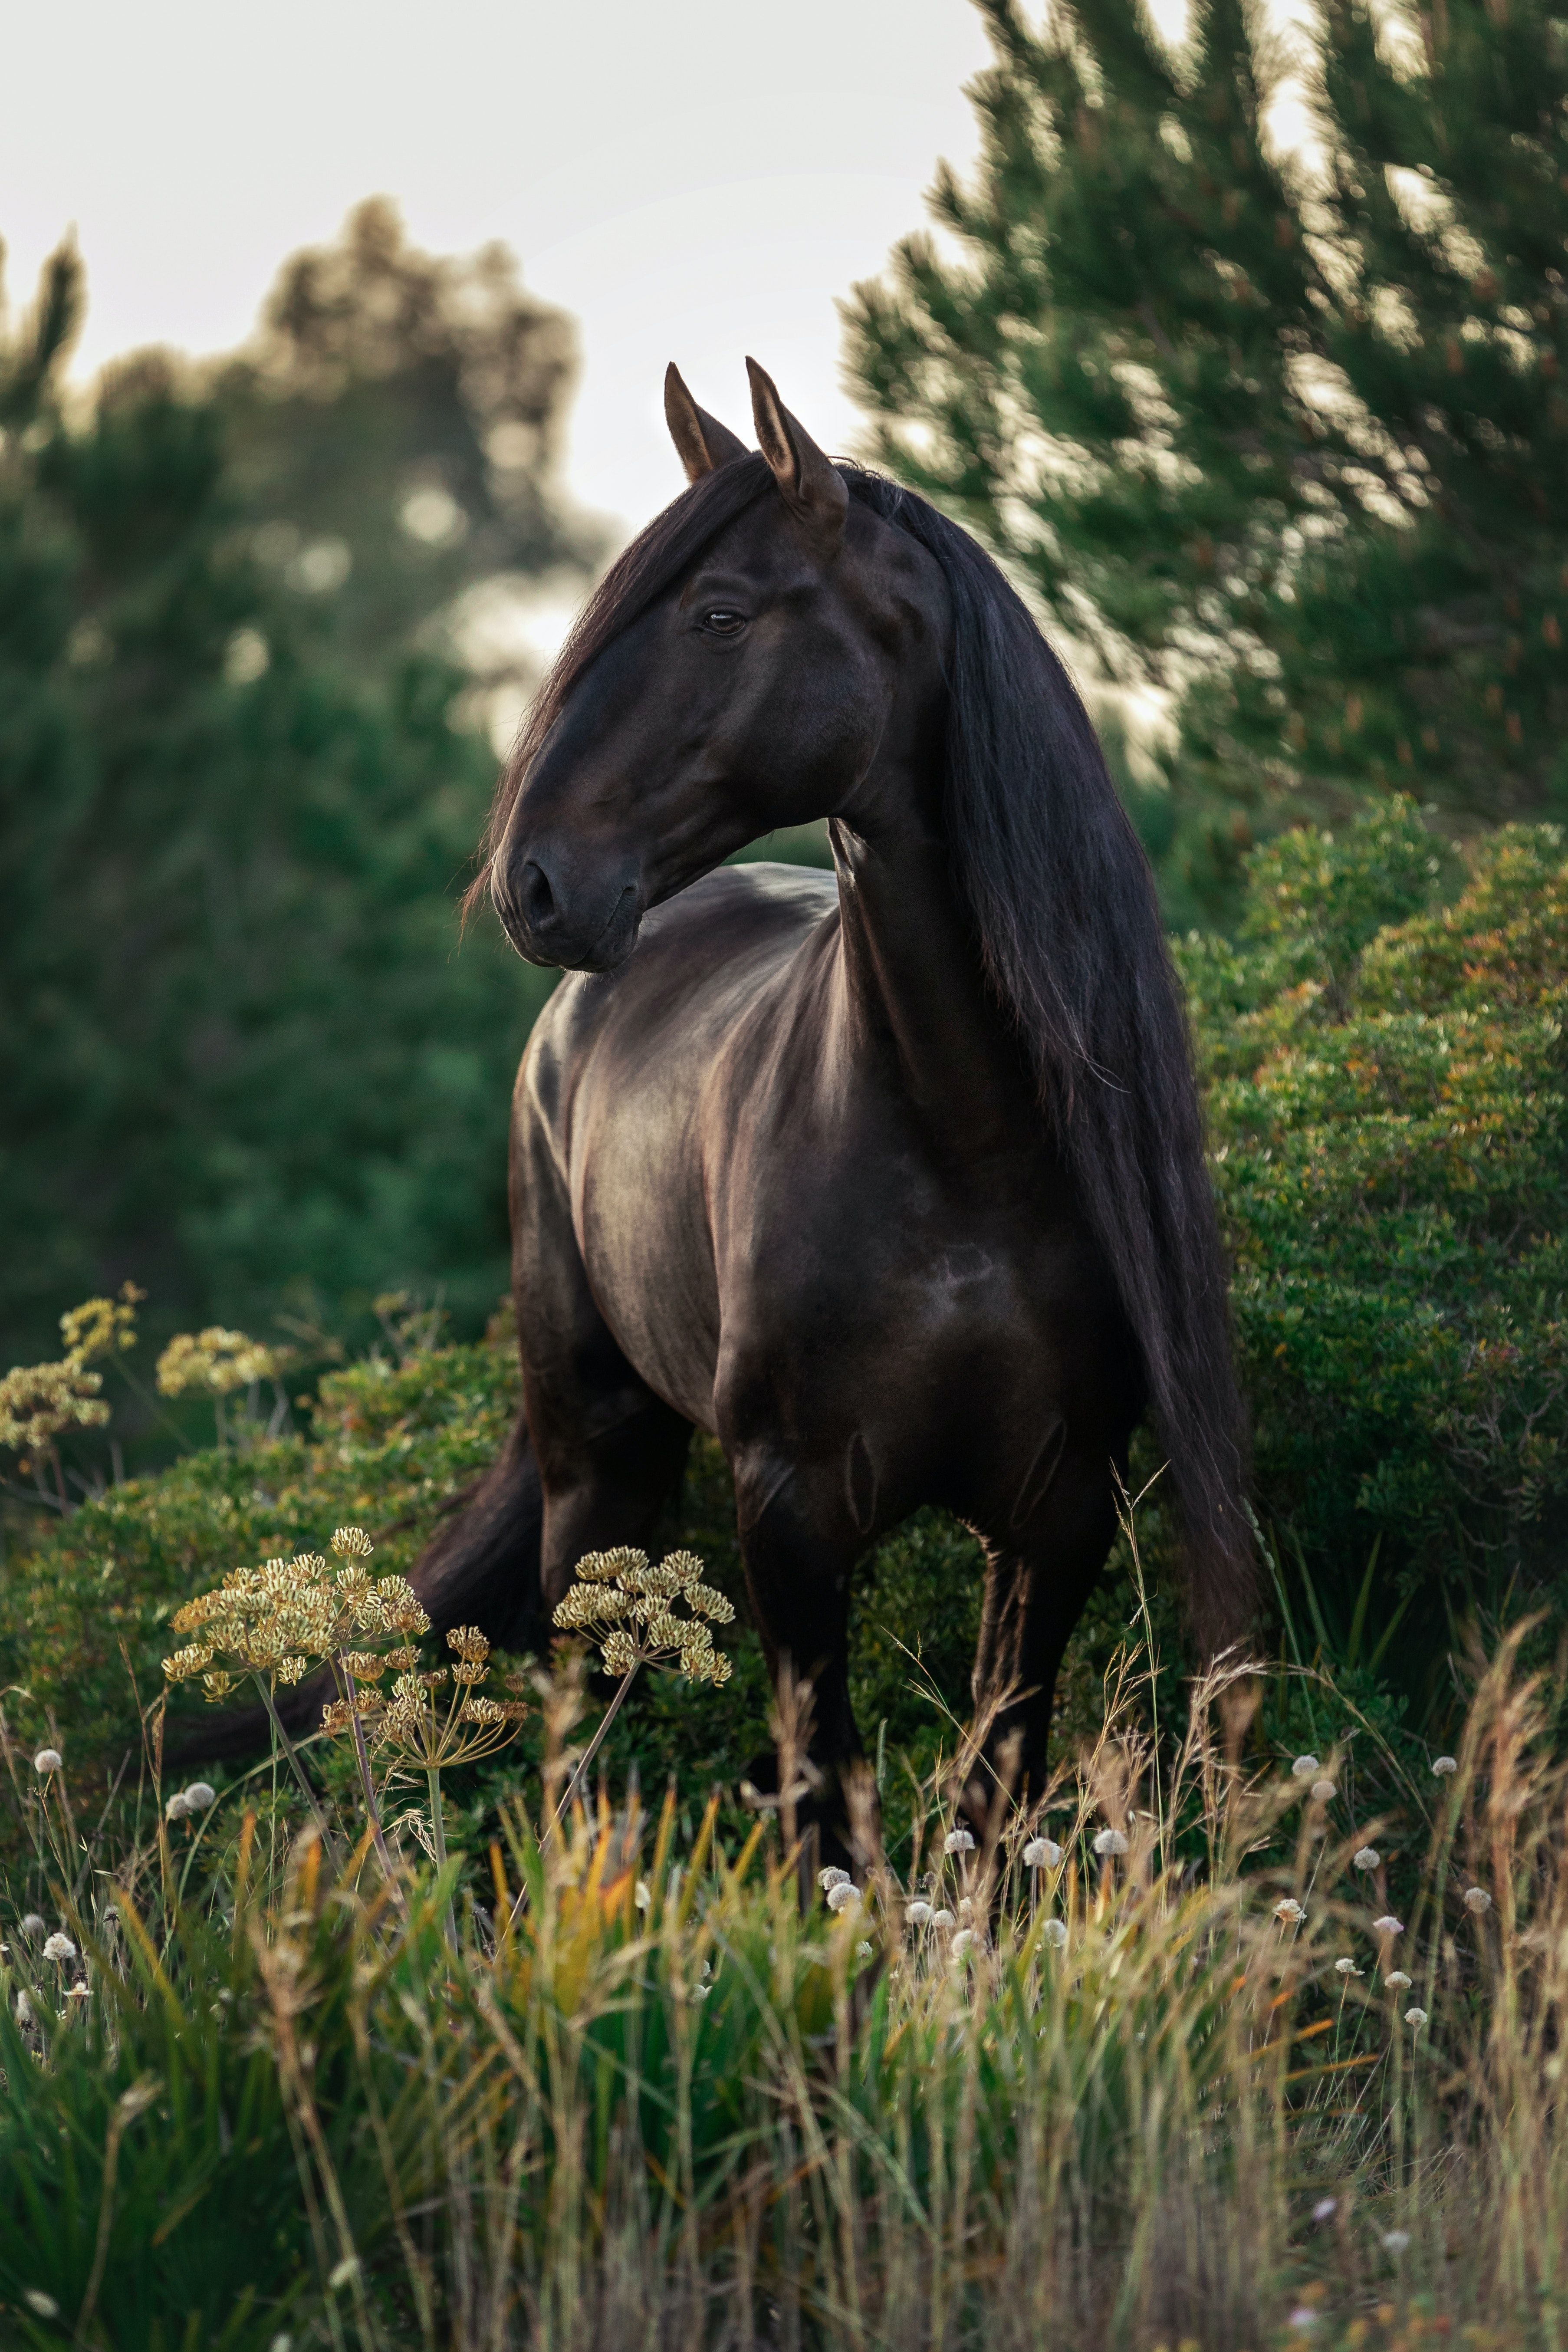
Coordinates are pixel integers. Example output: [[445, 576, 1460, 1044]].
[[552, 1546, 736, 1685]]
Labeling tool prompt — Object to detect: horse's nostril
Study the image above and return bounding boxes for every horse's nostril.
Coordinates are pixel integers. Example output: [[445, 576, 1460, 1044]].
[[520, 859, 556, 932]]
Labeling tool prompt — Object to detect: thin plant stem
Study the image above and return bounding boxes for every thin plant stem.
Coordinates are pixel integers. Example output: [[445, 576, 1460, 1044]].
[[506, 1661, 641, 1931], [336, 1654, 401, 1896], [427, 1764, 458, 1949], [253, 1672, 335, 1853]]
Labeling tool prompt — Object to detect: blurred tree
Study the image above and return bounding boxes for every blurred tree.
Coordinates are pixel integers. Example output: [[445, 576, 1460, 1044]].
[[845, 0, 1568, 920], [0, 217, 590, 1378], [215, 199, 597, 704]]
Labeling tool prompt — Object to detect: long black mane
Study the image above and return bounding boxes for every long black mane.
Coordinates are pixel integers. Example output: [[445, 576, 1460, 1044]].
[[478, 455, 1252, 1645]]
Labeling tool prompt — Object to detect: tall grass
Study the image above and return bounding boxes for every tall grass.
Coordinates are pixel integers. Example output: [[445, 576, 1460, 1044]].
[[3, 1609, 1566, 2349]]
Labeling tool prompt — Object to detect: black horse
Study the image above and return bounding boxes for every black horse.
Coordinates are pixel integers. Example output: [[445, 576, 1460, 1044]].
[[407, 362, 1249, 1829]]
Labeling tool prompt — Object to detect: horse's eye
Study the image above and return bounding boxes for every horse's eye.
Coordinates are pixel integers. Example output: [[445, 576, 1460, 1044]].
[[700, 609, 746, 637]]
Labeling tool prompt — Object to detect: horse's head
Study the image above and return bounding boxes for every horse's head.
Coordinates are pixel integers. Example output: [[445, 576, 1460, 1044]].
[[488, 360, 949, 971]]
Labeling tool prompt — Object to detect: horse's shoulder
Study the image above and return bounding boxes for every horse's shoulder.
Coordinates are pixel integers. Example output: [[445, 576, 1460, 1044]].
[[649, 859, 838, 936]]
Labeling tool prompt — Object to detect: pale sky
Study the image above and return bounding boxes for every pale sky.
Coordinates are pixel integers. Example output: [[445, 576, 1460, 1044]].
[[3, 0, 991, 540]]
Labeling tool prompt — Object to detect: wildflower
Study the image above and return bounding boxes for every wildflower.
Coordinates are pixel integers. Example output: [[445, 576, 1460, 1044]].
[[930, 1908, 955, 1929], [1041, 1918, 1068, 1950], [1022, 1836, 1062, 1868], [1313, 2197, 1338, 2222], [1288, 2309, 1319, 2332], [856, 1941, 873, 1959], [1431, 1755, 1458, 1777], [1382, 2229, 1411, 2254], [33, 1748, 62, 1775], [1291, 1754, 1321, 1778], [1275, 1898, 1306, 1925], [825, 1882, 861, 1914], [1464, 1886, 1492, 1914], [156, 1327, 277, 1398], [327, 2254, 360, 2291], [950, 1928, 975, 1959], [184, 1780, 216, 1811], [66, 1981, 90, 2001], [819, 1866, 851, 1892], [15, 1991, 34, 2024], [269, 2337, 294, 2352], [552, 1546, 734, 1685], [1310, 1780, 1336, 1802], [906, 1900, 933, 1928], [165, 1792, 190, 1822], [42, 1933, 76, 1964], [0, 1359, 111, 1453], [958, 1895, 975, 1921], [59, 1283, 142, 1370], [1335, 1957, 1362, 1977], [23, 2290, 59, 2319], [634, 1882, 651, 1911], [1385, 1970, 1412, 1990], [1372, 1914, 1404, 1938], [20, 1913, 46, 1937], [1093, 1827, 1129, 1857], [943, 1827, 975, 1856], [1404, 2007, 1428, 2028], [1352, 1846, 1380, 1872]]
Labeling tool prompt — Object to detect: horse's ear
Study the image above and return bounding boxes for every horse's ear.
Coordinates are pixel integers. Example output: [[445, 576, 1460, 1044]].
[[745, 358, 847, 553], [664, 364, 749, 482]]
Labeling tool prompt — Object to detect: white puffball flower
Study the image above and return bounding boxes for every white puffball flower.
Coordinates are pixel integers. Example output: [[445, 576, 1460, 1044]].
[[825, 1882, 861, 1914], [183, 1781, 216, 1811], [1335, 1957, 1362, 1977], [1288, 2308, 1319, 2332], [906, 1900, 933, 1928], [1464, 1886, 1492, 1914], [20, 1913, 46, 1938], [950, 1928, 975, 1960], [1432, 1755, 1459, 1777], [33, 1749, 62, 1775], [1311, 1780, 1337, 1803], [943, 1827, 975, 1856], [855, 1941, 873, 1960], [1275, 1898, 1306, 1925], [957, 1896, 975, 1922], [1404, 2007, 1428, 2028], [23, 2290, 60, 2319], [165, 1793, 190, 1823], [930, 1908, 956, 1929], [1291, 1754, 1321, 1779], [634, 1882, 651, 1911], [1385, 1970, 1412, 1990], [1093, 1827, 1129, 1858], [1382, 2229, 1411, 2255], [1313, 2196, 1338, 2221], [819, 1866, 851, 1892], [1022, 1836, 1062, 1869], [42, 1932, 76, 1964], [1372, 1914, 1404, 1938], [1353, 1846, 1381, 1872], [1041, 1917, 1068, 1950]]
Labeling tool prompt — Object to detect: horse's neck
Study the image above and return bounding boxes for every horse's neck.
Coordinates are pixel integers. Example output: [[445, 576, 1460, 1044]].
[[826, 802, 1035, 1153]]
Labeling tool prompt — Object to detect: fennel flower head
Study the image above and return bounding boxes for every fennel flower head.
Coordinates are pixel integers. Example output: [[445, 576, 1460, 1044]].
[[164, 1526, 431, 1703], [552, 1547, 734, 1684], [155, 1327, 277, 1398]]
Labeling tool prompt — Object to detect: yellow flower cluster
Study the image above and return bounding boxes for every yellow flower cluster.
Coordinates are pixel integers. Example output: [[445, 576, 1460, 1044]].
[[60, 1282, 144, 1370], [0, 1282, 145, 1458], [162, 1526, 428, 1700], [156, 1327, 278, 1398], [0, 1361, 111, 1454], [552, 1547, 735, 1685], [322, 1624, 528, 1771]]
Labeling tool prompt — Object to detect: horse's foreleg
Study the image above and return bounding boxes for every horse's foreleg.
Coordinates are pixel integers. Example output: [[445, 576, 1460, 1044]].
[[730, 1449, 868, 1869], [965, 1449, 1121, 1832]]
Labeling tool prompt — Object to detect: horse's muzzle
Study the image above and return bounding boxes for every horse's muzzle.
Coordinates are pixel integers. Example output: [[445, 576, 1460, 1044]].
[[493, 853, 644, 973]]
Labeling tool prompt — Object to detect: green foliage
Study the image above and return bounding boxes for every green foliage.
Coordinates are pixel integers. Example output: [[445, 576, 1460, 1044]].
[[845, 0, 1568, 912], [0, 213, 589, 1371], [1185, 799, 1568, 1660]]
